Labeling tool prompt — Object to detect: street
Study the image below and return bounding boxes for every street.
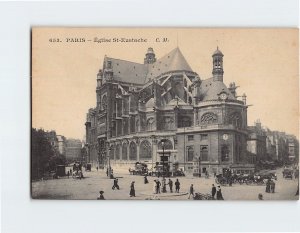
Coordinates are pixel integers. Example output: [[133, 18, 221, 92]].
[[31, 167, 299, 200]]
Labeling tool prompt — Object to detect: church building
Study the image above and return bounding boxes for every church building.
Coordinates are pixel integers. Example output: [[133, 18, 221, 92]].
[[85, 47, 254, 174]]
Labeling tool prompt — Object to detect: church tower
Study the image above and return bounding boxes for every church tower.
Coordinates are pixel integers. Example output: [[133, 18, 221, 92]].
[[144, 47, 156, 64], [212, 47, 224, 82]]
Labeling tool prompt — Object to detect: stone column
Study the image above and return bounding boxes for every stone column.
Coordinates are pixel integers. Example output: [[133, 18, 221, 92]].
[[136, 140, 140, 161]]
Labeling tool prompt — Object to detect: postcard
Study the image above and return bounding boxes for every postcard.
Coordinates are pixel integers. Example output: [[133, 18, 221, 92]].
[[31, 28, 299, 200]]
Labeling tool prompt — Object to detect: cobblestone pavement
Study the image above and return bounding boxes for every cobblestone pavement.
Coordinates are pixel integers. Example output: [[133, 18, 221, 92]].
[[31, 167, 299, 200]]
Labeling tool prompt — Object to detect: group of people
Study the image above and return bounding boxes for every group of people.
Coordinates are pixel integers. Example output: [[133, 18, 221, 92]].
[[152, 178, 181, 194], [212, 184, 224, 200], [188, 183, 224, 200], [265, 179, 276, 193]]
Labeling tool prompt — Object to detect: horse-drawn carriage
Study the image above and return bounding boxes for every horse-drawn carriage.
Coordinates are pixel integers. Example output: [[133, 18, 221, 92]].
[[282, 169, 293, 179], [215, 170, 276, 186], [149, 164, 171, 177], [129, 162, 148, 176], [72, 162, 84, 179]]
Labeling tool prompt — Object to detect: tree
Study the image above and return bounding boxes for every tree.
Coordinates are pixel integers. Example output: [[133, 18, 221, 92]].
[[31, 128, 66, 180]]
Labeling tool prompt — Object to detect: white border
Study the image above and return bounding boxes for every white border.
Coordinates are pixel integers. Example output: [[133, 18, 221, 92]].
[[1, 1, 299, 233]]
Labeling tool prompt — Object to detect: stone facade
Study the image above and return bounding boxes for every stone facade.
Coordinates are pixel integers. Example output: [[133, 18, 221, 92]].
[[247, 121, 267, 163], [85, 47, 252, 174], [65, 139, 82, 162]]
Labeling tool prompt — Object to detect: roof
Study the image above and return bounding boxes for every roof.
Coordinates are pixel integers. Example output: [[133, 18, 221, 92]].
[[212, 47, 224, 56], [105, 47, 194, 84], [146, 47, 193, 79], [199, 78, 235, 101], [145, 98, 155, 108], [105, 57, 147, 85], [167, 97, 188, 106]]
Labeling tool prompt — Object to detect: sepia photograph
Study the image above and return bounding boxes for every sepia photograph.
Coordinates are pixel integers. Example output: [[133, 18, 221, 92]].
[[31, 27, 299, 200]]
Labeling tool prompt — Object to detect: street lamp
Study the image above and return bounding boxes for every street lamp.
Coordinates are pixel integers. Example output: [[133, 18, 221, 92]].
[[198, 154, 201, 177], [150, 135, 156, 172], [106, 143, 112, 178], [160, 139, 168, 175], [161, 139, 167, 193]]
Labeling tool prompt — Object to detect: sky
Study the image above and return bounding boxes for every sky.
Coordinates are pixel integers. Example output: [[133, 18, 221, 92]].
[[32, 28, 299, 140]]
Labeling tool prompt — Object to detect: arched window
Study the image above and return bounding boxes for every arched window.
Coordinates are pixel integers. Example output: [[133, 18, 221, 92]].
[[129, 142, 137, 160], [115, 144, 121, 160], [229, 112, 242, 128], [147, 118, 155, 131], [123, 119, 128, 135], [130, 117, 135, 133], [201, 146, 208, 161], [187, 146, 194, 161], [221, 145, 230, 162], [201, 112, 218, 125], [109, 145, 115, 160], [102, 95, 107, 110], [136, 119, 140, 132], [178, 116, 192, 128], [139, 140, 152, 160], [158, 139, 173, 150], [122, 143, 128, 161], [163, 117, 174, 130]]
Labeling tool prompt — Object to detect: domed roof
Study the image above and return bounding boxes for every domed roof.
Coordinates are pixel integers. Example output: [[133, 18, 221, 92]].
[[200, 78, 235, 101], [212, 47, 224, 56]]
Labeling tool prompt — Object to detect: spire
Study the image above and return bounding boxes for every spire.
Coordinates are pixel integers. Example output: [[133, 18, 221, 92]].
[[212, 47, 224, 82]]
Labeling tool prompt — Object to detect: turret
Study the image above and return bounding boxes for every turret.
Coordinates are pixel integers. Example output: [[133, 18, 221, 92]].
[[212, 47, 224, 82], [97, 69, 103, 88], [144, 47, 156, 64]]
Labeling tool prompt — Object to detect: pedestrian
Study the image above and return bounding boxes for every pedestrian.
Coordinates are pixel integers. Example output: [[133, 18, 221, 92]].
[[67, 171, 70, 178], [229, 176, 233, 186], [271, 180, 275, 193], [97, 191, 105, 200], [162, 177, 167, 193], [106, 168, 108, 177], [96, 166, 98, 172], [70, 169, 72, 175], [153, 180, 157, 194], [130, 181, 136, 197], [216, 186, 224, 200], [205, 171, 209, 179], [188, 184, 194, 199], [144, 175, 149, 184], [168, 178, 173, 193], [211, 184, 217, 199], [156, 179, 161, 194], [266, 179, 271, 193], [175, 179, 180, 193], [112, 178, 120, 190]]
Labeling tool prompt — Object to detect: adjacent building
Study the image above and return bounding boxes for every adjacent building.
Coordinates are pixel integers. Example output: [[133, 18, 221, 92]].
[[247, 120, 267, 163], [56, 135, 66, 156], [85, 47, 253, 174], [65, 139, 82, 162], [45, 130, 59, 155]]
